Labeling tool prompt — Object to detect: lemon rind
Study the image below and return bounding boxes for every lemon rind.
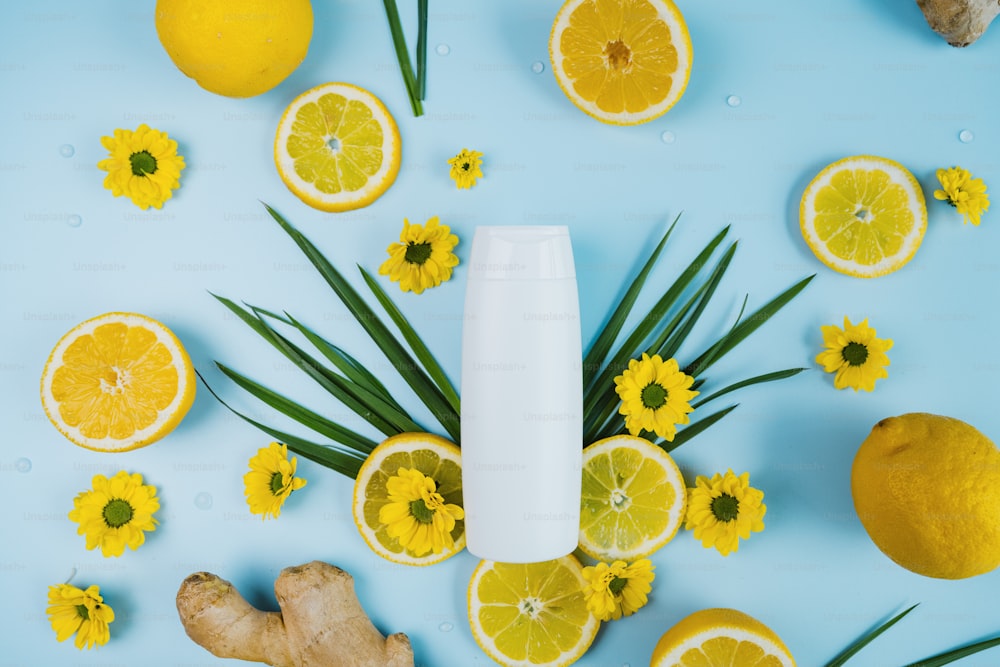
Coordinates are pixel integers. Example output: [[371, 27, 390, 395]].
[[39, 312, 195, 453], [548, 0, 694, 126], [350, 433, 465, 567], [467, 555, 600, 667], [652, 626, 796, 667], [578, 434, 687, 561], [799, 155, 927, 279], [274, 82, 402, 212]]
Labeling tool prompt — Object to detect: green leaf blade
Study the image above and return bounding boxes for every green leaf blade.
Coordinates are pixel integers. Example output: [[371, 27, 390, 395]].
[[691, 368, 807, 409], [905, 635, 1000, 667], [263, 203, 461, 442], [197, 371, 369, 478], [687, 274, 815, 377], [381, 0, 422, 116], [582, 216, 679, 391], [215, 362, 379, 457], [359, 266, 461, 414], [824, 604, 919, 667], [659, 404, 739, 452]]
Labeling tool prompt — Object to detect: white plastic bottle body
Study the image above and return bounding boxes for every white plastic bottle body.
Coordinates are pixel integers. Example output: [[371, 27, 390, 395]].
[[460, 226, 582, 563]]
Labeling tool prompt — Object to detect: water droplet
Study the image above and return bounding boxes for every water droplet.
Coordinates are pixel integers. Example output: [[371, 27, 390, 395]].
[[194, 492, 213, 510], [435, 44, 450, 56], [726, 94, 742, 107], [438, 622, 454, 632], [59, 144, 75, 158], [15, 457, 31, 473], [66, 214, 82, 228], [959, 129, 974, 143], [531, 61, 545, 74], [660, 130, 676, 144]]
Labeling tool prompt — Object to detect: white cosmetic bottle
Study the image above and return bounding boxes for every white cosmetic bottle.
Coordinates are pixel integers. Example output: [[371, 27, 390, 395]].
[[460, 226, 582, 563]]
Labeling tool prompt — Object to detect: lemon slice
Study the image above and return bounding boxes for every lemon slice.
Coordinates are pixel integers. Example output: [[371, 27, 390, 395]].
[[467, 555, 600, 667], [651, 608, 797, 667], [549, 0, 693, 125], [39, 312, 196, 452], [578, 435, 686, 561], [274, 82, 402, 212], [799, 155, 927, 278], [351, 432, 464, 566]]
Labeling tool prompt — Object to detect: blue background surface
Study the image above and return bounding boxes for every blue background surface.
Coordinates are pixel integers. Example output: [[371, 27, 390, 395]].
[[2, 1, 999, 665]]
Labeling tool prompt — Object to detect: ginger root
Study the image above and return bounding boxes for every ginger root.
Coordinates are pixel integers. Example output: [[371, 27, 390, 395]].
[[916, 0, 1000, 46], [176, 560, 415, 667]]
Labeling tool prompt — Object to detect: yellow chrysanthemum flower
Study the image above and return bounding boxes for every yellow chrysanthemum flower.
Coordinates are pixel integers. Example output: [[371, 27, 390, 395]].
[[447, 148, 484, 189], [68, 471, 159, 558], [97, 124, 185, 210], [378, 467, 465, 556], [614, 353, 698, 441], [47, 583, 114, 650], [815, 316, 893, 392], [685, 470, 766, 556], [244, 442, 307, 520], [934, 166, 990, 226], [581, 559, 655, 622], [379, 216, 460, 294]]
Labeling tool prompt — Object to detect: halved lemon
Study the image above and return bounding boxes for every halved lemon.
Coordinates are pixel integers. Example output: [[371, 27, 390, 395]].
[[579, 435, 686, 561], [651, 608, 796, 667], [799, 155, 927, 278], [39, 312, 196, 452], [467, 555, 600, 667], [274, 82, 402, 212], [351, 432, 464, 566], [549, 0, 693, 125]]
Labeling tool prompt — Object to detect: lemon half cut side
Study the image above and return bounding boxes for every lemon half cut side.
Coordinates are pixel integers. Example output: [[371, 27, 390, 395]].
[[39, 312, 196, 452], [579, 435, 686, 561], [467, 555, 600, 667], [275, 82, 402, 212], [351, 432, 465, 566], [799, 155, 927, 278], [651, 607, 796, 667], [549, 0, 693, 125]]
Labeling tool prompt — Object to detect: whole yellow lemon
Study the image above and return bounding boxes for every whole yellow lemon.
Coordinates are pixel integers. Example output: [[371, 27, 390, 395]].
[[155, 0, 313, 98], [851, 412, 1000, 579]]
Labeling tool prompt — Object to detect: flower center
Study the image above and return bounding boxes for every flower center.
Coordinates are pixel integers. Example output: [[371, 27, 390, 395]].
[[608, 576, 628, 596], [129, 150, 158, 177], [270, 471, 286, 495], [102, 498, 134, 528], [640, 382, 668, 409], [462, 162, 471, 172], [711, 493, 740, 522], [841, 341, 869, 367], [409, 498, 437, 524], [604, 39, 632, 70], [75, 604, 90, 621], [404, 242, 433, 266]]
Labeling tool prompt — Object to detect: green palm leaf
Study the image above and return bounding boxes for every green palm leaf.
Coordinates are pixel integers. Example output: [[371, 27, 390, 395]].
[[206, 204, 811, 480]]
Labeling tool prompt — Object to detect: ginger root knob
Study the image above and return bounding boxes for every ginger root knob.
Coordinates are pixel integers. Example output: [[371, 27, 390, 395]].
[[176, 561, 415, 667], [916, 0, 1000, 46]]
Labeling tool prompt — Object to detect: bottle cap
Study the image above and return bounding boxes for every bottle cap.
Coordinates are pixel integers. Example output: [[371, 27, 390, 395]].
[[466, 226, 576, 281]]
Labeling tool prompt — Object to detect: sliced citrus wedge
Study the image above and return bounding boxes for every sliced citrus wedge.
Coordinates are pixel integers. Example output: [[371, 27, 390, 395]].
[[39, 312, 196, 452], [579, 435, 686, 561], [274, 82, 401, 212], [467, 555, 600, 667], [799, 155, 927, 278], [351, 432, 464, 566], [549, 0, 693, 125], [651, 608, 797, 667]]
